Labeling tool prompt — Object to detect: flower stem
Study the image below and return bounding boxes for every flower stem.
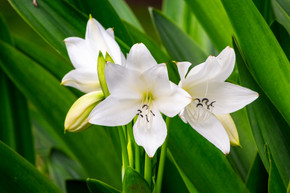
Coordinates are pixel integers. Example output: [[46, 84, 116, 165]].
[[155, 117, 170, 193], [144, 154, 152, 187], [135, 145, 140, 173], [118, 126, 129, 173]]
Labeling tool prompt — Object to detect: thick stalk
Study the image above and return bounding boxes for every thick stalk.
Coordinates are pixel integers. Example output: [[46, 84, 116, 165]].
[[118, 126, 129, 172], [144, 154, 152, 187], [155, 117, 170, 193]]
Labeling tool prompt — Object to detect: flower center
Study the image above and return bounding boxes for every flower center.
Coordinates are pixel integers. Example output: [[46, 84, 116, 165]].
[[136, 91, 155, 130], [186, 98, 216, 123], [194, 98, 216, 110]]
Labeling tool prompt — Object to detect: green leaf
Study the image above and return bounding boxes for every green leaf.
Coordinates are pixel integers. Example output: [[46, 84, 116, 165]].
[[66, 180, 91, 193], [184, 0, 234, 51], [168, 117, 249, 193], [228, 109, 258, 181], [166, 151, 198, 193], [65, 0, 133, 45], [0, 40, 122, 188], [14, 36, 72, 81], [151, 9, 207, 65], [162, 0, 212, 53], [221, 0, 290, 127], [123, 167, 150, 193], [246, 153, 268, 193], [268, 151, 287, 193], [235, 37, 290, 188], [108, 0, 143, 31], [48, 148, 87, 192], [8, 0, 87, 57], [87, 178, 120, 193], [271, 0, 290, 35], [0, 16, 35, 165], [253, 0, 275, 25], [0, 141, 63, 193], [271, 21, 290, 60]]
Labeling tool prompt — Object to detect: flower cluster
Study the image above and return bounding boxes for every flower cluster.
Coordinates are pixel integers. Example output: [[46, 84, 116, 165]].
[[62, 17, 258, 157]]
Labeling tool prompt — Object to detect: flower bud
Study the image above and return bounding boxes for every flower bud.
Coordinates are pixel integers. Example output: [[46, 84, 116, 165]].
[[216, 114, 240, 146], [65, 91, 104, 132]]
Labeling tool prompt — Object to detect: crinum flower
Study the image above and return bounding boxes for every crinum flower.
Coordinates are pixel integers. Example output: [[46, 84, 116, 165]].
[[61, 16, 125, 93], [89, 43, 191, 157], [177, 46, 258, 154]]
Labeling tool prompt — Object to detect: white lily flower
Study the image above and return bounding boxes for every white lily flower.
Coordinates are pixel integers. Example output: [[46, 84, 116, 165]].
[[177, 46, 258, 154], [61, 16, 125, 93], [89, 43, 192, 157]]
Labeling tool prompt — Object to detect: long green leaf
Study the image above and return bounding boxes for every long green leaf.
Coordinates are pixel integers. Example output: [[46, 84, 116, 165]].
[[268, 150, 286, 193], [0, 141, 63, 193], [14, 36, 72, 81], [246, 153, 268, 193], [235, 37, 290, 187], [221, 0, 290, 127], [228, 109, 258, 181], [168, 117, 249, 193], [48, 148, 87, 192], [184, 0, 234, 51], [0, 40, 121, 188], [271, 0, 290, 34], [0, 16, 35, 165], [108, 0, 143, 31], [151, 9, 207, 65], [8, 0, 87, 57]]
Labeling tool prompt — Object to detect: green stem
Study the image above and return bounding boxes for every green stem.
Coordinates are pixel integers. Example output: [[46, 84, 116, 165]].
[[155, 117, 170, 193], [144, 154, 152, 187], [135, 145, 140, 173], [117, 126, 129, 172]]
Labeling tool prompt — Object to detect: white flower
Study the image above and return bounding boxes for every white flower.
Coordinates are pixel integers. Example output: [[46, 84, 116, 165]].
[[61, 16, 125, 93], [177, 46, 258, 154], [89, 43, 191, 157]]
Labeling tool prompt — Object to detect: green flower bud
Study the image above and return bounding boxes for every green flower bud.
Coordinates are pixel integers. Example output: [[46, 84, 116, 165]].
[[65, 91, 104, 132]]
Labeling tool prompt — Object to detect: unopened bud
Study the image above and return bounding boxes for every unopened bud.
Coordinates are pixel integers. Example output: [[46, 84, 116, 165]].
[[65, 91, 104, 132], [216, 114, 240, 146]]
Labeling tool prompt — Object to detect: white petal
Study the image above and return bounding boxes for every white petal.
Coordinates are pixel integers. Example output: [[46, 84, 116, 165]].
[[105, 62, 143, 99], [64, 37, 97, 69], [154, 83, 192, 117], [184, 105, 230, 154], [89, 96, 140, 126], [61, 68, 100, 93], [141, 63, 170, 89], [106, 28, 114, 38], [86, 18, 123, 65], [188, 82, 259, 114], [183, 47, 235, 89], [176, 61, 191, 82], [126, 43, 158, 73], [215, 46, 235, 82], [133, 106, 167, 157]]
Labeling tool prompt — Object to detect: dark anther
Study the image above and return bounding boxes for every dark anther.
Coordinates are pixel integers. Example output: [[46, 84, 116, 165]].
[[196, 98, 201, 103], [209, 101, 216, 107], [142, 104, 149, 109], [140, 114, 143, 118], [202, 98, 209, 103], [196, 103, 203, 108], [150, 110, 155, 116], [137, 109, 142, 113], [146, 115, 149, 122]]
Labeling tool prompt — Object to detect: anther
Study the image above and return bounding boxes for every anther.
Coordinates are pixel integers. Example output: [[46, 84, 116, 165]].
[[196, 103, 203, 108], [150, 110, 155, 116], [142, 104, 149, 109], [137, 109, 142, 113], [146, 115, 149, 122]]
